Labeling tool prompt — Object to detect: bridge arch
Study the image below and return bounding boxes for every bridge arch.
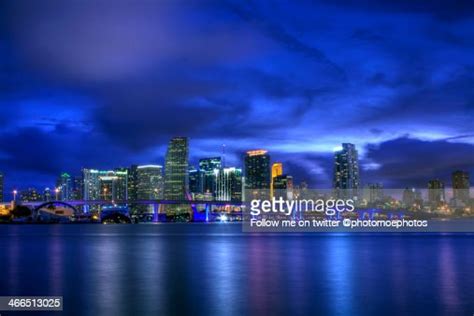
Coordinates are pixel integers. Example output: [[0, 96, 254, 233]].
[[33, 201, 80, 217]]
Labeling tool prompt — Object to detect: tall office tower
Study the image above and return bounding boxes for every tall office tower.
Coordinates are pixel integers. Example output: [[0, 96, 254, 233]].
[[199, 157, 221, 196], [128, 165, 139, 202], [244, 150, 271, 199], [271, 163, 283, 197], [99, 169, 128, 201], [216, 167, 243, 202], [135, 165, 163, 214], [83, 169, 128, 201], [189, 166, 203, 195], [164, 137, 189, 215], [273, 174, 293, 199], [428, 179, 445, 206], [452, 170, 470, 203], [72, 175, 83, 200], [137, 165, 163, 199], [56, 172, 72, 201], [333, 143, 360, 198], [83, 169, 101, 201], [366, 183, 384, 204], [0, 172, 3, 202]]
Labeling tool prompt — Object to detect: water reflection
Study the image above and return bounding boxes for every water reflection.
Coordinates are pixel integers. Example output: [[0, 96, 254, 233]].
[[439, 238, 460, 314], [0, 226, 472, 316], [326, 237, 353, 315]]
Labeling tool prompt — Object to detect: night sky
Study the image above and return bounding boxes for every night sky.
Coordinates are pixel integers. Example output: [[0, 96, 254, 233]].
[[1, 0, 473, 194]]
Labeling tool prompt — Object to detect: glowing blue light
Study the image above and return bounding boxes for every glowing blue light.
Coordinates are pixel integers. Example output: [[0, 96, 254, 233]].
[[219, 214, 228, 222]]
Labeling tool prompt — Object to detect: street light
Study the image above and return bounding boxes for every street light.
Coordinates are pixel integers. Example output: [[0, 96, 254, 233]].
[[55, 187, 61, 200], [13, 190, 17, 201]]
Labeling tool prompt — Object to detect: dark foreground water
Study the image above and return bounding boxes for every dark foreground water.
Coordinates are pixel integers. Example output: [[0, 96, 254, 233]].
[[0, 224, 473, 316]]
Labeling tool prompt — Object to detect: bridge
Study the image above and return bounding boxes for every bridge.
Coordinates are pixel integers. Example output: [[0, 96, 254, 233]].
[[1, 199, 245, 222], [1, 199, 416, 222]]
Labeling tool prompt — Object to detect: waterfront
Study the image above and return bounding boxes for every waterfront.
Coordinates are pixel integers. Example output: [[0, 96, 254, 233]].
[[0, 224, 473, 315]]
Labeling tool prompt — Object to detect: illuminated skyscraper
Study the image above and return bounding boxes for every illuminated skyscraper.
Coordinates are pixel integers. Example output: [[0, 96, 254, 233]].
[[134, 165, 163, 214], [56, 172, 72, 200], [82, 169, 128, 201], [164, 137, 189, 216], [333, 143, 360, 198], [137, 165, 163, 199], [428, 179, 445, 206], [189, 166, 203, 195], [128, 165, 139, 202], [216, 167, 243, 201], [199, 157, 221, 197], [452, 170, 470, 203], [99, 169, 128, 201], [0, 172, 3, 202], [83, 169, 100, 201], [272, 163, 283, 179], [244, 150, 271, 197], [271, 162, 283, 197], [72, 175, 83, 200]]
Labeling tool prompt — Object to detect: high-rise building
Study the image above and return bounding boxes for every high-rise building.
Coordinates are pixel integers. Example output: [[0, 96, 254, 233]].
[[0, 172, 3, 202], [452, 170, 470, 203], [71, 175, 83, 200], [428, 179, 445, 206], [199, 157, 221, 197], [333, 143, 360, 198], [82, 169, 128, 201], [216, 167, 243, 201], [273, 174, 293, 199], [99, 169, 128, 201], [134, 165, 163, 214], [271, 162, 283, 197], [137, 165, 163, 200], [189, 166, 203, 195], [56, 172, 72, 201], [128, 165, 139, 202], [83, 169, 101, 201], [244, 150, 271, 190], [164, 137, 189, 215]]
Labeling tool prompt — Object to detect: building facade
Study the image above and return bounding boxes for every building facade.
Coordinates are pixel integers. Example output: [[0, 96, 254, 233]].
[[428, 179, 445, 206], [164, 137, 189, 215], [199, 157, 221, 197], [56, 172, 72, 201], [452, 170, 470, 203], [333, 143, 360, 199], [82, 169, 128, 201], [216, 167, 243, 202]]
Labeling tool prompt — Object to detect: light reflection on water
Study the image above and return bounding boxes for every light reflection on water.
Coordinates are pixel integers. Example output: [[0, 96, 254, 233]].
[[0, 225, 473, 316]]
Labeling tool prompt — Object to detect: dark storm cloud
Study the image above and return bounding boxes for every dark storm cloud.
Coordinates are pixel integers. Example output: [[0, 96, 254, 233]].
[[363, 137, 474, 187]]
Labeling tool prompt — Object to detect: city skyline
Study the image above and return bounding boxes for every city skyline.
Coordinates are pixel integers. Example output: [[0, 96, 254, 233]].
[[1, 1, 473, 192], [1, 139, 471, 203]]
